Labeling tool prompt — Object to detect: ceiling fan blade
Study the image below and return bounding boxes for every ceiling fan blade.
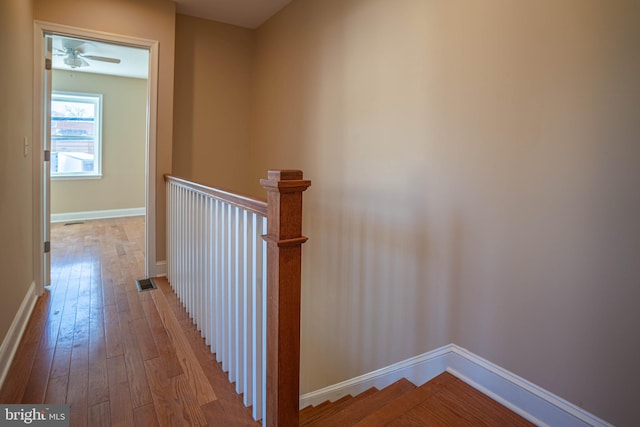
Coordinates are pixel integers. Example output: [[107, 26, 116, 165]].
[[82, 55, 121, 64], [60, 38, 87, 51]]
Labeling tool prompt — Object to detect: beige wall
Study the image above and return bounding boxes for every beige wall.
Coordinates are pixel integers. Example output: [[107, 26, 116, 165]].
[[0, 0, 34, 350], [34, 0, 175, 260], [251, 0, 640, 425], [173, 14, 255, 193], [51, 71, 146, 214]]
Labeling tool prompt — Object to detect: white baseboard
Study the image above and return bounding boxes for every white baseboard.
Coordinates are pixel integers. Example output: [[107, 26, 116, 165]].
[[0, 281, 38, 389], [155, 260, 167, 277], [300, 344, 611, 427], [447, 345, 611, 427], [51, 207, 145, 223]]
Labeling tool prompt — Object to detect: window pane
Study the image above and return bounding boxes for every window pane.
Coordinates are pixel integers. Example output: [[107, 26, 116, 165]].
[[51, 94, 101, 176]]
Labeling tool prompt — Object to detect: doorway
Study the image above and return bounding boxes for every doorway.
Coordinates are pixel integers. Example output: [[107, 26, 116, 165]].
[[34, 21, 160, 294]]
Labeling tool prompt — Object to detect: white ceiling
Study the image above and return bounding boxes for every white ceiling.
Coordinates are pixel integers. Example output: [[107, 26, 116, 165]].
[[51, 1, 292, 79], [173, 0, 293, 29], [52, 36, 149, 79]]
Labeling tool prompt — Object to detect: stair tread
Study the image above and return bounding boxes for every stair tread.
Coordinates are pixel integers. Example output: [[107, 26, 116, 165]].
[[301, 389, 376, 426], [387, 373, 535, 427], [305, 378, 416, 427], [352, 373, 456, 426], [300, 399, 332, 418]]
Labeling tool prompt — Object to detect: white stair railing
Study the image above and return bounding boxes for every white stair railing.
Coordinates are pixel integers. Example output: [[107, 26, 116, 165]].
[[166, 171, 310, 427], [166, 176, 268, 422]]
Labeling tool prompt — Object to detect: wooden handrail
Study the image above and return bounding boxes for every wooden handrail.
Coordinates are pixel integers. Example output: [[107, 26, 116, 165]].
[[261, 170, 311, 427], [164, 174, 267, 217]]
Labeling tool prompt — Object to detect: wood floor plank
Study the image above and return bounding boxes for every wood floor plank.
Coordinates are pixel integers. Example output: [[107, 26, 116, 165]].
[[87, 357, 109, 407], [131, 316, 159, 361], [44, 374, 68, 404], [127, 289, 146, 320], [104, 303, 123, 358], [67, 312, 90, 427], [88, 287, 109, 407], [20, 350, 52, 403], [144, 356, 194, 427], [172, 373, 207, 426], [133, 403, 160, 427], [140, 297, 184, 378], [202, 399, 261, 427], [428, 376, 534, 426], [49, 344, 72, 379], [102, 276, 117, 307], [114, 284, 131, 313], [88, 401, 111, 427], [119, 309, 153, 408], [107, 355, 135, 427]]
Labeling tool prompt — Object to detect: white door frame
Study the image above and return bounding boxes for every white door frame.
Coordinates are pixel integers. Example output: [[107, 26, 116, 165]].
[[33, 21, 159, 295]]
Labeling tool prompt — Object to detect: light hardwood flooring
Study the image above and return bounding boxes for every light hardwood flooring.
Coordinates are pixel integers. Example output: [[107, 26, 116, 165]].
[[0, 217, 259, 426]]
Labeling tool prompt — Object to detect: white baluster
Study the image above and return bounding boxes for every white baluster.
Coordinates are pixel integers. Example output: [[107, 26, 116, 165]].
[[203, 196, 211, 344], [213, 199, 221, 356], [242, 212, 254, 407], [221, 202, 228, 370], [235, 207, 245, 395], [228, 203, 236, 382]]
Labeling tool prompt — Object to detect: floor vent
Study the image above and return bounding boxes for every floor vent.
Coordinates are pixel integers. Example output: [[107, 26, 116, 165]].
[[136, 277, 157, 292]]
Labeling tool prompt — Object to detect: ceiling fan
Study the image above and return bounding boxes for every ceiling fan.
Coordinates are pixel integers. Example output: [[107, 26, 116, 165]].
[[54, 38, 121, 69]]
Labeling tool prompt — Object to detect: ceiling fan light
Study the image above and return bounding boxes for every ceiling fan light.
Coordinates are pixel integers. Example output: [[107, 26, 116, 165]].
[[64, 55, 84, 68]]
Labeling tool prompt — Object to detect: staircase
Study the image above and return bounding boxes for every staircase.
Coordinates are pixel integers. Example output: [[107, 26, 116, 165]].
[[299, 372, 535, 426], [165, 173, 535, 427]]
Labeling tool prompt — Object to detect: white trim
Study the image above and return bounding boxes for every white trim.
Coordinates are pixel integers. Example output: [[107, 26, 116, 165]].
[[447, 345, 612, 427], [145, 34, 159, 279], [299, 345, 451, 408], [51, 207, 145, 223], [0, 282, 38, 389], [300, 344, 611, 426], [155, 260, 167, 277], [33, 23, 47, 295], [33, 21, 159, 294]]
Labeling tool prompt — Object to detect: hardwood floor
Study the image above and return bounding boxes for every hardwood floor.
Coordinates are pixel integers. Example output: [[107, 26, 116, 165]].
[[0, 217, 259, 427]]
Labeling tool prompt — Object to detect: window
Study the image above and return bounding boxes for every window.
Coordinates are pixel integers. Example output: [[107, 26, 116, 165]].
[[51, 92, 102, 178]]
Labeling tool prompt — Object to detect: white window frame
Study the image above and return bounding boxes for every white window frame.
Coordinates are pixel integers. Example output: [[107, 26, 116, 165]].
[[51, 91, 103, 179]]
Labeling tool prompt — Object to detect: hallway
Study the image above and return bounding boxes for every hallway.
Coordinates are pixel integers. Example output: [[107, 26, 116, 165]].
[[0, 217, 258, 426]]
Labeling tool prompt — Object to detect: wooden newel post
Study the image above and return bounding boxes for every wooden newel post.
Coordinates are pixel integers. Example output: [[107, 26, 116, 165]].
[[261, 170, 311, 427]]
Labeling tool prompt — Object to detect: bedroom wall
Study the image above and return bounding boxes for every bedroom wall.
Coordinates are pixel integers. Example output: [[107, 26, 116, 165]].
[[172, 14, 255, 193], [51, 71, 146, 214], [34, 0, 175, 262], [251, 0, 640, 425], [0, 0, 34, 355]]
